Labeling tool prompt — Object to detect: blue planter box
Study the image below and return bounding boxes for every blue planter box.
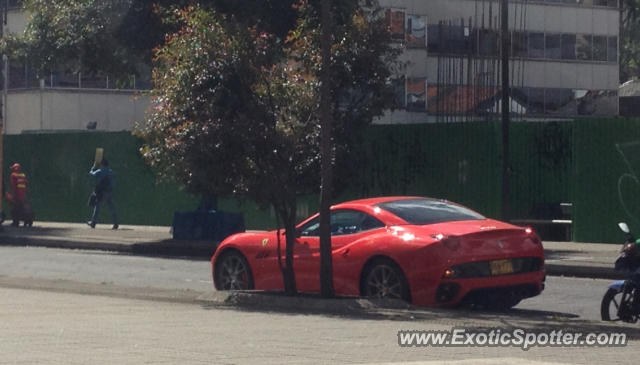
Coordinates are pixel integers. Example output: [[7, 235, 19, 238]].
[[172, 210, 245, 241]]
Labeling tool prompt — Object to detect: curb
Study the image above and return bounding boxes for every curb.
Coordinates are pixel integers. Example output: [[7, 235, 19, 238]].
[[0, 235, 217, 259], [0, 234, 623, 280], [545, 264, 625, 280]]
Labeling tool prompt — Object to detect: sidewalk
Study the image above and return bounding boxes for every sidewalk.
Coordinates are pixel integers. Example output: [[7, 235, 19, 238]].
[[0, 221, 217, 258], [0, 221, 626, 279]]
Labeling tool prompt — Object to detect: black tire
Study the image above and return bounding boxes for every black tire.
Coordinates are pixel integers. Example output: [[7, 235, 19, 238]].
[[214, 250, 254, 291], [361, 258, 411, 302]]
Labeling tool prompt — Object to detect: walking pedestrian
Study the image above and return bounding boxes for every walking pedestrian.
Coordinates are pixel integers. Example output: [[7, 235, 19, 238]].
[[87, 159, 118, 229]]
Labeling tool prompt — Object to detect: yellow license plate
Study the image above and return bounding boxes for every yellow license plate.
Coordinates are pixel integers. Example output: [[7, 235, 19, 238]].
[[490, 259, 514, 275]]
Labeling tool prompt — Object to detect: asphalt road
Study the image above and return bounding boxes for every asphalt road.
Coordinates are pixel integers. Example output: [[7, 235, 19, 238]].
[[4, 286, 637, 365], [0, 246, 611, 321]]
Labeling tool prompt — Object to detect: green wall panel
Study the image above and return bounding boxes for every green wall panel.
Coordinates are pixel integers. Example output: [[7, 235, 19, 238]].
[[1, 122, 579, 237], [3, 132, 198, 226], [572, 118, 640, 243]]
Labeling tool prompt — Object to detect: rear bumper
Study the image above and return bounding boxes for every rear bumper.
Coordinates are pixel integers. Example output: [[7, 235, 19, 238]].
[[410, 270, 546, 307]]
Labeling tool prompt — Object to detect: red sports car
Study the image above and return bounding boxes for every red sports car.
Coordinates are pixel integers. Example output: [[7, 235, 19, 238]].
[[211, 196, 545, 308]]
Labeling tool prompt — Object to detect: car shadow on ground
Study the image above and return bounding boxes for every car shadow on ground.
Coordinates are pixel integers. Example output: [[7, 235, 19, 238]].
[[199, 290, 640, 337], [201, 299, 640, 339]]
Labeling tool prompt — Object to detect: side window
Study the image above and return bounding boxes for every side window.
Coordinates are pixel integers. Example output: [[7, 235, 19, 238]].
[[361, 214, 385, 231], [299, 210, 384, 237], [299, 217, 320, 237], [331, 210, 384, 236]]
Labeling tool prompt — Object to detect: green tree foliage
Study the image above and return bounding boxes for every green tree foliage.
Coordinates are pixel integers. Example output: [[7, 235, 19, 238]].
[[1, 0, 298, 80], [1, 0, 138, 77], [139, 2, 399, 293]]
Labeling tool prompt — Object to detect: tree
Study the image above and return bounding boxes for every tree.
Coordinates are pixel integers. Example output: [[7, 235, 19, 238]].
[[0, 0, 138, 78], [140, 2, 399, 294], [621, 0, 640, 82], [0, 0, 298, 82]]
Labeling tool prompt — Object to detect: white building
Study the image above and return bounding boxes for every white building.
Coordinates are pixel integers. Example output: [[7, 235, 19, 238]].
[[376, 0, 619, 123], [1, 0, 620, 133]]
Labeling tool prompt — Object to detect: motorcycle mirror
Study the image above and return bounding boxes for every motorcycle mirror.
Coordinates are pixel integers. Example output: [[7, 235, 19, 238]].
[[618, 222, 630, 234]]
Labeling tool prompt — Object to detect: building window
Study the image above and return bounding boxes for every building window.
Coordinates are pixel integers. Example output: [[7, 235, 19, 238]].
[[406, 15, 427, 48], [406, 78, 427, 111], [576, 34, 592, 60], [477, 29, 498, 56], [528, 32, 545, 59], [561, 34, 577, 60], [427, 24, 441, 53], [426, 25, 616, 64], [545, 33, 562, 59], [512, 31, 528, 58], [385, 9, 405, 42], [608, 36, 618, 62], [592, 35, 607, 61]]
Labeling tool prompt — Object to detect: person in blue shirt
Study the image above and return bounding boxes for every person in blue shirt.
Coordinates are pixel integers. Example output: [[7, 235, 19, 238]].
[[88, 158, 118, 229]]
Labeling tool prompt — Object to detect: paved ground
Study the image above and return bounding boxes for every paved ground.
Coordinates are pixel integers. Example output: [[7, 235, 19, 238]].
[[0, 221, 625, 279], [1, 286, 638, 365], [0, 222, 637, 364]]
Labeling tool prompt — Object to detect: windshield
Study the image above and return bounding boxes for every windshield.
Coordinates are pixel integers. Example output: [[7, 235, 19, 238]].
[[377, 198, 485, 225]]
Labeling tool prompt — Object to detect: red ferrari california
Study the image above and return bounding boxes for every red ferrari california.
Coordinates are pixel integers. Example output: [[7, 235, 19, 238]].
[[211, 196, 545, 308]]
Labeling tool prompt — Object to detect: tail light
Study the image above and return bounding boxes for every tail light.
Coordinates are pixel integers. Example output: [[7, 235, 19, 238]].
[[524, 226, 541, 244]]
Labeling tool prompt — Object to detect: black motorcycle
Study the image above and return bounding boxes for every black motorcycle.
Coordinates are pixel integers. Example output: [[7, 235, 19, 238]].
[[601, 222, 640, 323]]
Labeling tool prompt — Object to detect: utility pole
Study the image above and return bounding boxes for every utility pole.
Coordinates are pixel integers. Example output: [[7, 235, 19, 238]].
[[0, 0, 6, 230], [500, 0, 510, 221], [319, 0, 335, 297]]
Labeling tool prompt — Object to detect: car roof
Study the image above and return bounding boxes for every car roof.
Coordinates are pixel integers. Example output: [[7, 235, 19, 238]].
[[333, 196, 428, 208]]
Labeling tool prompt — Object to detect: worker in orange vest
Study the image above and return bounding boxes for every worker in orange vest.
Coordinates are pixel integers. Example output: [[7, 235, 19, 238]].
[[6, 163, 30, 227]]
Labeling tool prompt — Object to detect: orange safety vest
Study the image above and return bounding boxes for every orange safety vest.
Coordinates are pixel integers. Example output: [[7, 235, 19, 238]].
[[10, 172, 28, 201]]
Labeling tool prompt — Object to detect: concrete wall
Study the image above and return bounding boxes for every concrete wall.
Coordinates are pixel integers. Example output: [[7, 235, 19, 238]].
[[5, 89, 149, 134], [5, 8, 27, 34]]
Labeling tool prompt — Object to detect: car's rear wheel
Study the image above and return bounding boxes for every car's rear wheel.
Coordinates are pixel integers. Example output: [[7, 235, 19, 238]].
[[214, 250, 254, 291], [361, 258, 411, 302]]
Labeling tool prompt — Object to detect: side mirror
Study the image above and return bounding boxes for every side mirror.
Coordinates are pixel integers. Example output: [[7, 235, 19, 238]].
[[619, 222, 630, 234]]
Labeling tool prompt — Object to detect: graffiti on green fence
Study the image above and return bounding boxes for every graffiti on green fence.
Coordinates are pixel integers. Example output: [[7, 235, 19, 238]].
[[616, 141, 640, 227]]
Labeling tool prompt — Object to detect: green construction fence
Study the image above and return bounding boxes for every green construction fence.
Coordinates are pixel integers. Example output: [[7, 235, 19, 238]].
[[2, 118, 637, 243]]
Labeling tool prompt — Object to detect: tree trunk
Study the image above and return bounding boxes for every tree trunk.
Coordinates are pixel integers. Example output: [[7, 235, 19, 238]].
[[279, 197, 297, 295], [319, 0, 335, 298]]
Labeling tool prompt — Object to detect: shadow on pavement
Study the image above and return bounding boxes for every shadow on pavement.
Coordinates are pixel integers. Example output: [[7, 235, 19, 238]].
[[198, 290, 640, 338]]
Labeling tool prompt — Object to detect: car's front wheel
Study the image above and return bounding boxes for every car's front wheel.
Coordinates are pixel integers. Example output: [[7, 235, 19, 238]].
[[361, 258, 411, 302], [214, 250, 254, 291]]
